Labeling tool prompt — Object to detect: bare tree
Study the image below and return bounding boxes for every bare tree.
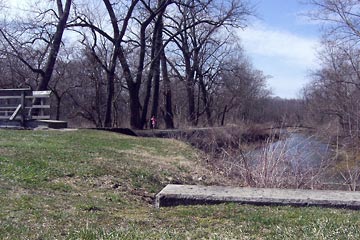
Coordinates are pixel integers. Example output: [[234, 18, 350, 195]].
[[165, 0, 253, 126], [69, 0, 140, 127], [140, 0, 168, 128], [0, 0, 73, 92], [214, 52, 270, 125], [304, 41, 360, 137], [308, 0, 360, 45], [72, 0, 173, 129], [302, 1, 360, 189]]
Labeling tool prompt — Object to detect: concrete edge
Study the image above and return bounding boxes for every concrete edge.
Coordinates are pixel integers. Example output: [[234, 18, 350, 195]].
[[155, 184, 360, 210]]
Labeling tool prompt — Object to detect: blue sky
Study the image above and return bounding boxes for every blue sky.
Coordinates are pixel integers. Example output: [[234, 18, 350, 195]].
[[238, 0, 321, 99]]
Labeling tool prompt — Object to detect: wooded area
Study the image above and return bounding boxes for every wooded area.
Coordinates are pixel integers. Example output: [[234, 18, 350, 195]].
[[0, 0, 277, 129], [303, 0, 360, 146], [0, 0, 359, 146]]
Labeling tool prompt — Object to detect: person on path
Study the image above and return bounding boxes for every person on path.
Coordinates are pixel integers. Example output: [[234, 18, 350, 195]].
[[151, 116, 157, 129]]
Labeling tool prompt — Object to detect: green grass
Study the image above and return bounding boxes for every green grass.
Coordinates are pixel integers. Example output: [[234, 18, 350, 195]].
[[0, 129, 360, 239]]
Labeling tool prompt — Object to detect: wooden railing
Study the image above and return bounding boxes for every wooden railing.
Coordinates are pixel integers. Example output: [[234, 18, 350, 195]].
[[0, 88, 51, 126]]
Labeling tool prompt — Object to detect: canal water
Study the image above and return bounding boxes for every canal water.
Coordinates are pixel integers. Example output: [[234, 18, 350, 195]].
[[248, 132, 333, 169]]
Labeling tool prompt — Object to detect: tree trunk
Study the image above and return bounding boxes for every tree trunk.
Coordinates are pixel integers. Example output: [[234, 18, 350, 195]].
[[117, 46, 143, 129], [161, 47, 174, 129], [94, 76, 103, 127], [129, 84, 142, 129], [36, 0, 72, 91], [140, 23, 159, 128], [140, 66, 153, 128], [103, 0, 125, 128], [118, 9, 156, 129], [150, 10, 164, 119], [183, 49, 196, 125], [198, 73, 212, 126], [104, 69, 115, 127]]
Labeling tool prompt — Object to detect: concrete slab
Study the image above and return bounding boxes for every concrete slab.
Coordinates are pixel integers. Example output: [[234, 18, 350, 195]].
[[36, 120, 68, 129], [155, 184, 360, 209]]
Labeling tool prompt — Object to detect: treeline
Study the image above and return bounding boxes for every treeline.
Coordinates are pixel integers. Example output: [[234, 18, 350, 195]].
[[0, 0, 278, 129], [3, 0, 350, 132], [298, 1, 360, 187], [302, 0, 360, 145]]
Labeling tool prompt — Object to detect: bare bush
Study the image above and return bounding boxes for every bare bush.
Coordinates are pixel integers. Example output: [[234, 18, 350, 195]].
[[332, 147, 360, 191], [214, 130, 334, 189], [156, 126, 345, 190]]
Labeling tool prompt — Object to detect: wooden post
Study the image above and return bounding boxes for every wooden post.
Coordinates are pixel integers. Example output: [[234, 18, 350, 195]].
[[20, 90, 25, 127], [5, 99, 9, 117], [40, 98, 44, 117]]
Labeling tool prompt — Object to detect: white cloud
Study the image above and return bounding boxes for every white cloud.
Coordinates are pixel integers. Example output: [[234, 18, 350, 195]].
[[236, 22, 322, 98], [238, 22, 320, 68]]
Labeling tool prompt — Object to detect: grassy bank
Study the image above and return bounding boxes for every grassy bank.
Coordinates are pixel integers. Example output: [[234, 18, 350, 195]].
[[0, 129, 360, 239]]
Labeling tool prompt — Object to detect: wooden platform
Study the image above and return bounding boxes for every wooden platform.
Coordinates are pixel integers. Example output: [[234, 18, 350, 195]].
[[155, 184, 360, 209], [0, 88, 53, 128]]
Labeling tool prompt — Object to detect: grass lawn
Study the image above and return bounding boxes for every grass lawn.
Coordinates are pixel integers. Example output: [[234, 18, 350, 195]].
[[0, 129, 360, 239]]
